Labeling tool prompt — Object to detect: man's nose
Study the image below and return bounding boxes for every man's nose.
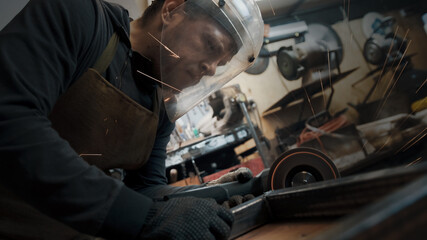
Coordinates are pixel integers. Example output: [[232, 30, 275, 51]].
[[200, 61, 216, 76]]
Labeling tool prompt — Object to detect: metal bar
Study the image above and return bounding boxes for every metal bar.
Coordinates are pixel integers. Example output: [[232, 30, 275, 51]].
[[298, 97, 307, 122], [313, 174, 427, 240], [266, 163, 427, 219], [230, 196, 270, 239], [263, 21, 308, 44], [229, 163, 427, 238], [236, 94, 270, 168], [325, 50, 336, 111]]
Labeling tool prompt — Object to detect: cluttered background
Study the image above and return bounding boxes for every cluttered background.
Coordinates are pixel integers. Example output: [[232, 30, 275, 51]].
[[160, 0, 427, 186]]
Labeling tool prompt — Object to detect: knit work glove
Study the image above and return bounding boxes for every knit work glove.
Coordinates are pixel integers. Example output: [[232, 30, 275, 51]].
[[205, 167, 253, 186], [139, 197, 234, 240], [221, 194, 255, 209]]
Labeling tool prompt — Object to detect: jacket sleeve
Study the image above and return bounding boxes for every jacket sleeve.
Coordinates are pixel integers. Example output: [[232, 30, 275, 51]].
[[124, 112, 203, 199], [0, 0, 152, 238]]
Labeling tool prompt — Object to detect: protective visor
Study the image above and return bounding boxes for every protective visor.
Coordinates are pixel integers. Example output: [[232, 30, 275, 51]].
[[160, 0, 264, 122]]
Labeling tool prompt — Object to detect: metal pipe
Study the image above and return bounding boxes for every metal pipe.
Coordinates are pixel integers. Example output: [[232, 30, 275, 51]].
[[236, 93, 270, 168]]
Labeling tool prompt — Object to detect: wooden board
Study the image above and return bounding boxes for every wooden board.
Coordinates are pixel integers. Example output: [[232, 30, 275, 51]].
[[169, 175, 201, 187], [235, 221, 335, 240]]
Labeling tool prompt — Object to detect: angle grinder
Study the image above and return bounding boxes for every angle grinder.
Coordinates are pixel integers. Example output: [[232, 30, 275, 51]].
[[268, 147, 340, 190], [165, 147, 340, 203]]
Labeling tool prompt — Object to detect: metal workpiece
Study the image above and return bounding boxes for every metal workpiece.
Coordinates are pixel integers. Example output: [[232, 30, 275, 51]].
[[313, 174, 427, 240], [229, 163, 427, 238], [230, 195, 270, 239], [266, 163, 427, 220]]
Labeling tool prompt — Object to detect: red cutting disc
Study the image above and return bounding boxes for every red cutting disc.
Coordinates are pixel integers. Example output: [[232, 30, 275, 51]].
[[268, 147, 340, 190]]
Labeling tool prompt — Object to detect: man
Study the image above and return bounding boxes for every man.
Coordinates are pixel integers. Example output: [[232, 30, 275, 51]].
[[0, 0, 263, 239]]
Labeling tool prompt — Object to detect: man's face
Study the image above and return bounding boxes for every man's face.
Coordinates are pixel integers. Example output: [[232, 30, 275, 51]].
[[160, 14, 237, 93]]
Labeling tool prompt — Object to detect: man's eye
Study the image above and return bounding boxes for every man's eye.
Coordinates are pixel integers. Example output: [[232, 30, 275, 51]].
[[207, 41, 216, 51]]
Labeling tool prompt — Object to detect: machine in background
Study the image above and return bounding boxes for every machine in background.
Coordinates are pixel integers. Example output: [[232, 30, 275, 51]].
[[165, 85, 269, 185]]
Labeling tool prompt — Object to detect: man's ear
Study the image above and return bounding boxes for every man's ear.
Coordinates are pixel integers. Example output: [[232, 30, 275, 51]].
[[161, 0, 186, 24]]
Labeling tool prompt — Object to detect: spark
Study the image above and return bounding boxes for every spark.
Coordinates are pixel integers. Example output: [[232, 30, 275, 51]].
[[343, 0, 346, 16], [384, 38, 412, 93], [376, 112, 415, 153], [361, 134, 376, 153], [398, 112, 415, 128], [396, 29, 410, 59], [327, 50, 332, 88], [272, 59, 296, 101], [361, 140, 369, 151], [405, 157, 422, 168], [304, 87, 318, 124], [271, 113, 292, 135], [401, 29, 410, 47], [375, 40, 412, 119], [369, 26, 399, 103], [318, 70, 326, 109], [147, 32, 180, 59], [375, 61, 409, 118], [79, 154, 102, 157], [395, 128, 426, 154], [415, 78, 427, 94], [376, 135, 392, 153], [385, 60, 409, 101], [402, 132, 426, 153], [343, 0, 349, 25], [347, 0, 351, 22], [136, 70, 182, 93], [268, 0, 275, 16], [388, 28, 409, 71]]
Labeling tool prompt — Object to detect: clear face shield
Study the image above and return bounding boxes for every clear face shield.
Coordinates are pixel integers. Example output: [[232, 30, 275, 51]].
[[160, 0, 264, 122]]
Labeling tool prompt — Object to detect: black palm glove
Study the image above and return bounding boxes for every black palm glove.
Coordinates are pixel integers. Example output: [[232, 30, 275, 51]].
[[140, 197, 234, 240]]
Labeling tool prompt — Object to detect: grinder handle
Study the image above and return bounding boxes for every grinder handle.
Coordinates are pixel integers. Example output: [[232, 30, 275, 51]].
[[164, 169, 269, 203]]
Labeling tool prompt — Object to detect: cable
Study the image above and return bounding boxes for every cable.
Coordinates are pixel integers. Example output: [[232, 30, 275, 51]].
[[297, 115, 350, 152]]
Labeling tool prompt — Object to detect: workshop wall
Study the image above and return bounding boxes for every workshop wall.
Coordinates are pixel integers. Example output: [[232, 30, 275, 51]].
[[227, 6, 427, 142]]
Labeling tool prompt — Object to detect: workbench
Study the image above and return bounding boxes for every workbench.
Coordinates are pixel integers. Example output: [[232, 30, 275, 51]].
[[236, 221, 334, 240]]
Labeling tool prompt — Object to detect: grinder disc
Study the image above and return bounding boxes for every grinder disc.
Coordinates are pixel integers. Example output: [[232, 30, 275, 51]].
[[268, 147, 340, 190]]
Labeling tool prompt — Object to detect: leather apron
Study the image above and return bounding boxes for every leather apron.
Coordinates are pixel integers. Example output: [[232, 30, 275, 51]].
[[0, 33, 160, 240], [50, 32, 160, 170]]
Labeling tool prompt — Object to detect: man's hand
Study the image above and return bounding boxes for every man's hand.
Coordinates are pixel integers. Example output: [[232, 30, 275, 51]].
[[140, 197, 233, 240], [206, 167, 253, 186]]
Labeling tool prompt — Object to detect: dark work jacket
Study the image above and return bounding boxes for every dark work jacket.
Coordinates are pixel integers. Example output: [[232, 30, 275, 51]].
[[0, 0, 200, 238]]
